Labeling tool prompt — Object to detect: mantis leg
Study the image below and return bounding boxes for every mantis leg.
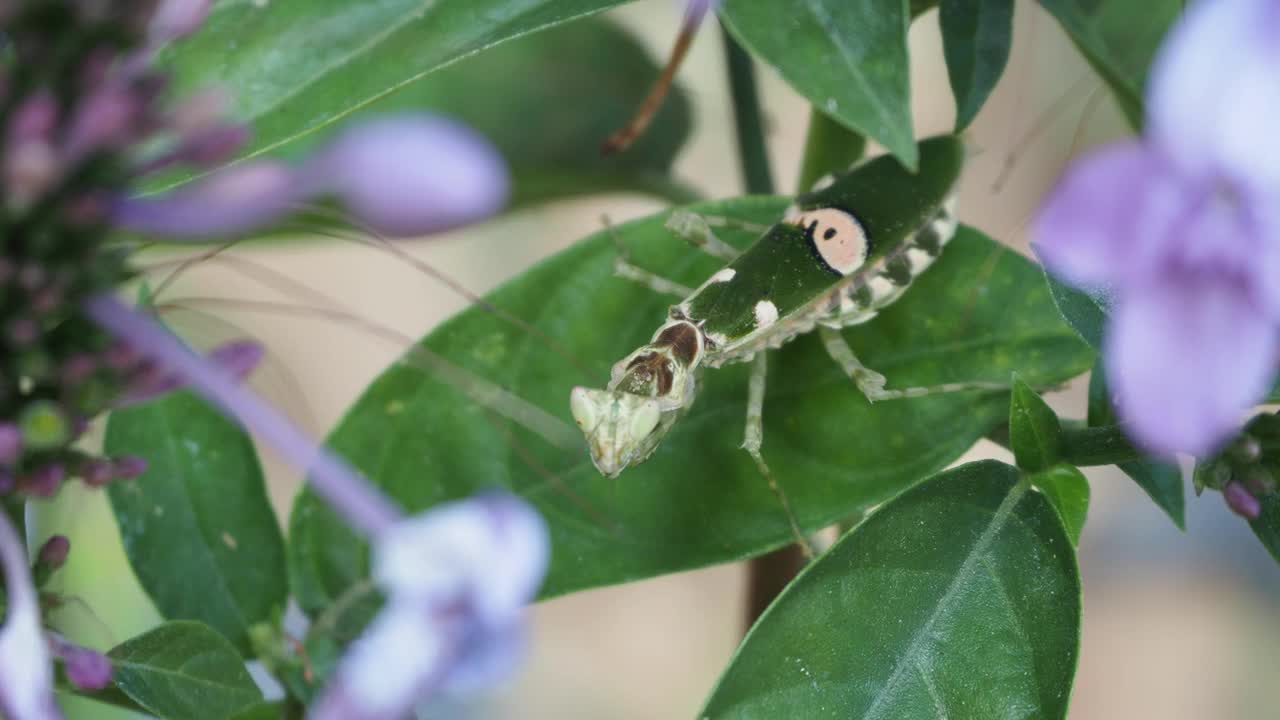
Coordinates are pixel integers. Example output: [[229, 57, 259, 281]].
[[818, 327, 1006, 402], [665, 210, 760, 261], [604, 217, 693, 298], [743, 351, 816, 559]]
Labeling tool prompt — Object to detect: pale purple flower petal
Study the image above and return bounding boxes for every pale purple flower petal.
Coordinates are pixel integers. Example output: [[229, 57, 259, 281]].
[[304, 115, 509, 237], [1033, 142, 1185, 288], [87, 295, 400, 536], [113, 162, 301, 238], [309, 601, 451, 720], [0, 511, 62, 720], [1106, 275, 1279, 457], [147, 0, 212, 46], [312, 494, 548, 720], [375, 494, 548, 621], [1148, 0, 1280, 188]]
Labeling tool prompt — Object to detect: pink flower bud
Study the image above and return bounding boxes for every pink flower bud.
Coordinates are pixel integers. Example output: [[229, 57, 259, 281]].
[[63, 647, 112, 691], [37, 536, 70, 569], [1224, 481, 1262, 520]]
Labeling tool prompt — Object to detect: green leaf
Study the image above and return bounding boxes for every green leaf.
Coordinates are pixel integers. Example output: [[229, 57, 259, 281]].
[[288, 192, 1092, 611], [1036, 0, 1182, 127], [1087, 362, 1185, 528], [701, 461, 1080, 718], [939, 0, 1014, 129], [1043, 269, 1109, 350], [159, 0, 641, 191], [1030, 464, 1089, 545], [105, 392, 287, 655], [719, 0, 916, 168], [1010, 374, 1062, 472], [228, 702, 287, 720], [1249, 494, 1280, 564], [108, 621, 262, 720]]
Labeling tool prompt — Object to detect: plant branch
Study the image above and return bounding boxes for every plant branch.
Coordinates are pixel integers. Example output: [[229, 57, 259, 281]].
[[796, 110, 866, 193], [721, 26, 774, 195]]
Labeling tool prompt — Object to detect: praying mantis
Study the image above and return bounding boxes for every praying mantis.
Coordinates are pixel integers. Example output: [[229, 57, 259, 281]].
[[569, 135, 1006, 548]]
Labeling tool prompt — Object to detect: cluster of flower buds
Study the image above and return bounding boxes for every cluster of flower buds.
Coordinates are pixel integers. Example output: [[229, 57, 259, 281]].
[[0, 0, 508, 499], [1193, 412, 1280, 520], [0, 0, 244, 497]]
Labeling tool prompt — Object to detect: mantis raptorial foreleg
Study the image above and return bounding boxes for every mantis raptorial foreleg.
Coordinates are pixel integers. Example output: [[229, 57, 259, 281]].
[[664, 210, 760, 262], [818, 327, 1006, 402], [743, 351, 816, 559], [604, 215, 694, 298]]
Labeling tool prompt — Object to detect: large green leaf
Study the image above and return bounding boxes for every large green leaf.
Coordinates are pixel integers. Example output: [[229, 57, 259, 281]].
[[108, 621, 262, 720], [105, 392, 287, 655], [1249, 494, 1280, 564], [346, 17, 694, 205], [939, 0, 1014, 129], [1036, 0, 1181, 127], [719, 0, 916, 168], [1087, 361, 1185, 529], [287, 193, 1092, 612], [159, 0, 644, 192], [701, 461, 1080, 718]]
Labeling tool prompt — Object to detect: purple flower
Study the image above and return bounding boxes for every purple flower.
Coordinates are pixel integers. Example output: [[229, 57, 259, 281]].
[[311, 494, 548, 720], [1034, 0, 1280, 457]]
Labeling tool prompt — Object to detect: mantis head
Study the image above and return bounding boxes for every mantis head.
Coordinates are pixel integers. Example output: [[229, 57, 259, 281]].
[[569, 386, 666, 478]]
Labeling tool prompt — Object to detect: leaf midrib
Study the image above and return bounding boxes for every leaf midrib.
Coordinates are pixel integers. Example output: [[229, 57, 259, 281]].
[[860, 480, 1029, 720], [799, 0, 903, 141]]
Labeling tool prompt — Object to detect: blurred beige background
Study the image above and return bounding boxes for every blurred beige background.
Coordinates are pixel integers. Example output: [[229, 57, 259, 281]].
[[47, 2, 1280, 718]]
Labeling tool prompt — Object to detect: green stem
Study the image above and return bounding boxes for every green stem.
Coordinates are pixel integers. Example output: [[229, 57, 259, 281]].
[[796, 109, 866, 193], [720, 26, 774, 195], [1059, 424, 1148, 467]]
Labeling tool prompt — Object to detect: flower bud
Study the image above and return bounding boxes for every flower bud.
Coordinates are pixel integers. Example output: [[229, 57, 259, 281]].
[[21, 464, 65, 498], [80, 459, 114, 487], [18, 401, 70, 451], [305, 115, 509, 237], [37, 536, 69, 570], [0, 425, 23, 465], [1224, 481, 1262, 520], [112, 456, 148, 480], [62, 646, 113, 691]]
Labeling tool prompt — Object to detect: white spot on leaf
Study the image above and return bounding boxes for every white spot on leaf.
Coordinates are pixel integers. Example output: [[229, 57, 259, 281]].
[[711, 268, 736, 283]]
